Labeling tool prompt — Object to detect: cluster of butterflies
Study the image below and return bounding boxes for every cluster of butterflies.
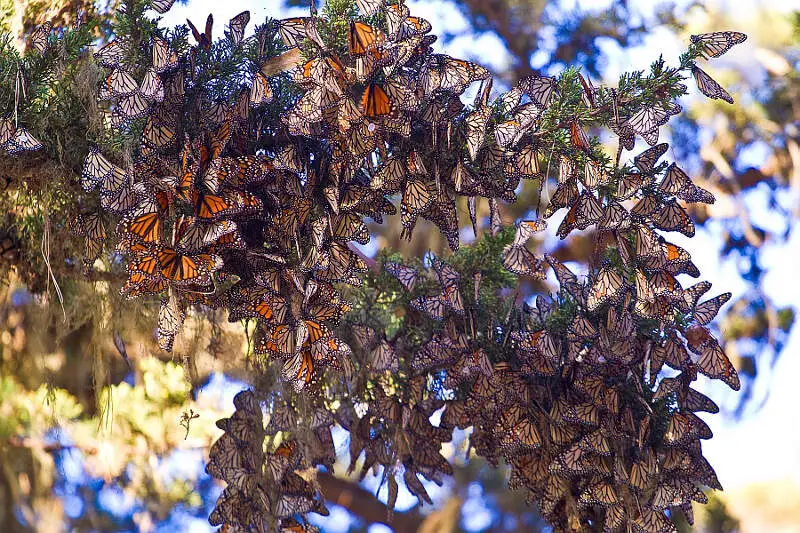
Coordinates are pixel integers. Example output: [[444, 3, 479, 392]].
[[207, 389, 328, 532], [1, 1, 748, 530], [336, 235, 735, 531], [1, 21, 85, 155]]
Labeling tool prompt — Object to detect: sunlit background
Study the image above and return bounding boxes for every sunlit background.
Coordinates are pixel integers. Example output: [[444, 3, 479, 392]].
[[2, 0, 799, 531]]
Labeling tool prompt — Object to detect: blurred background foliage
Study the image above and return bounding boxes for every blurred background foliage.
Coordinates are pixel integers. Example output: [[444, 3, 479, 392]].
[[1, 0, 799, 531]]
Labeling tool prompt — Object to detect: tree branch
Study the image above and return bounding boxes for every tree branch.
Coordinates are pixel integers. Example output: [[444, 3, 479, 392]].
[[317, 471, 424, 532]]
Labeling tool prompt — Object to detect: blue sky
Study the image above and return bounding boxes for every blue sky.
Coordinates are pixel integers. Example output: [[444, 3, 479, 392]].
[[152, 0, 800, 528]]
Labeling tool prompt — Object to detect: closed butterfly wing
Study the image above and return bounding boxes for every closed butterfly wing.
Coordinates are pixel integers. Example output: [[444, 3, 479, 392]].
[[692, 65, 734, 104], [249, 72, 273, 107], [652, 199, 695, 236], [150, 0, 176, 14], [464, 105, 492, 161], [384, 261, 417, 291], [355, 0, 383, 15], [28, 22, 52, 54], [587, 267, 625, 311], [158, 294, 185, 351], [152, 37, 179, 73], [691, 31, 747, 58], [279, 17, 307, 48], [227, 11, 250, 46], [139, 68, 164, 102], [95, 39, 127, 68], [502, 245, 545, 278], [519, 74, 557, 108], [633, 142, 668, 172], [361, 82, 391, 117], [5, 128, 42, 154], [692, 292, 731, 325]]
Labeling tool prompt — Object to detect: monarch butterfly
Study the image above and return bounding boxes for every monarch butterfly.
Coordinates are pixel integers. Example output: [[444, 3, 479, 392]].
[[631, 195, 660, 219], [157, 294, 185, 351], [463, 105, 492, 161], [410, 294, 448, 320], [157, 247, 207, 283], [652, 199, 695, 236], [76, 213, 107, 267], [230, 292, 288, 324], [543, 178, 577, 216], [0, 116, 14, 147], [575, 190, 603, 228], [587, 267, 625, 311], [117, 92, 150, 121], [348, 21, 385, 56], [598, 201, 630, 230], [570, 120, 591, 152], [691, 31, 747, 58], [557, 155, 574, 184], [659, 162, 695, 198], [83, 153, 127, 194], [122, 200, 162, 243], [29, 22, 52, 54], [282, 349, 315, 391], [511, 219, 547, 247], [513, 145, 541, 179], [249, 72, 273, 107], [421, 55, 489, 96], [633, 142, 668, 172], [5, 128, 42, 154], [692, 292, 731, 325], [578, 72, 596, 107], [691, 65, 734, 104], [519, 74, 557, 108], [369, 340, 397, 372], [187, 14, 214, 51], [192, 191, 235, 220], [384, 261, 417, 291], [332, 212, 369, 244], [681, 386, 719, 414], [616, 171, 650, 200], [386, 4, 432, 41], [139, 68, 164, 102], [565, 401, 600, 427], [278, 17, 308, 48], [177, 218, 237, 251], [582, 160, 609, 189], [141, 118, 177, 151], [303, 15, 329, 50], [682, 280, 712, 311], [227, 11, 250, 46], [501, 417, 542, 451], [99, 69, 139, 100], [149, 0, 176, 14], [95, 39, 127, 68], [493, 119, 522, 149], [544, 254, 582, 298], [579, 481, 618, 507], [634, 509, 672, 533], [353, 0, 383, 15], [400, 179, 433, 232], [361, 82, 391, 117], [629, 452, 656, 490], [152, 37, 178, 73], [663, 411, 711, 447], [623, 104, 670, 141]]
